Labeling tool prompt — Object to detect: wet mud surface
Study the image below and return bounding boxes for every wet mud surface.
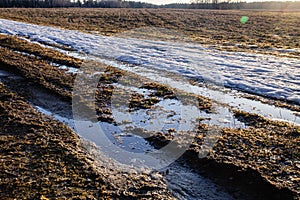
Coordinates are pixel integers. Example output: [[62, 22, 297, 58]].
[[0, 83, 175, 199], [0, 31, 299, 199]]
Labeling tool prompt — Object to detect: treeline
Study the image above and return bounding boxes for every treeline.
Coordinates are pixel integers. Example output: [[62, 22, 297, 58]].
[[189, 1, 300, 9], [0, 0, 74, 7], [0, 0, 300, 9], [0, 0, 158, 8]]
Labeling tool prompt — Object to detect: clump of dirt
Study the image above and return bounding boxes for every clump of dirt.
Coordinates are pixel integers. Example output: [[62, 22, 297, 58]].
[[142, 82, 213, 111], [142, 82, 176, 99], [129, 92, 160, 110]]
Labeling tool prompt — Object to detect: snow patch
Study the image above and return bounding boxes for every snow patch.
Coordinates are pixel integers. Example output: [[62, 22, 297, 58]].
[[0, 19, 299, 104]]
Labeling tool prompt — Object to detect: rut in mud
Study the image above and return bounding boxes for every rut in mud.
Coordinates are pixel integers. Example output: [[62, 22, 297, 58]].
[[0, 31, 299, 199]]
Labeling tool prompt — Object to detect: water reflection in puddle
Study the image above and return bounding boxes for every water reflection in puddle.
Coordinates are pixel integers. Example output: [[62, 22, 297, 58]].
[[164, 162, 236, 200]]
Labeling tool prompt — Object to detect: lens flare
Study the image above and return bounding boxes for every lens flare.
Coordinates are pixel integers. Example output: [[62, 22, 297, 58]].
[[240, 16, 249, 24]]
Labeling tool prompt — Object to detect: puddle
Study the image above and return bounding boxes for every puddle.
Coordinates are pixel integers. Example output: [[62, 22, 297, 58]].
[[35, 106, 75, 129], [0, 69, 23, 80], [50, 62, 79, 73], [0, 69, 11, 77], [93, 57, 300, 126], [112, 94, 246, 131], [33, 104, 238, 200], [164, 162, 236, 200]]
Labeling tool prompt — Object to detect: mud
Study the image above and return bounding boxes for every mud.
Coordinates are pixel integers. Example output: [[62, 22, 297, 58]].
[[0, 82, 174, 199], [0, 33, 299, 199]]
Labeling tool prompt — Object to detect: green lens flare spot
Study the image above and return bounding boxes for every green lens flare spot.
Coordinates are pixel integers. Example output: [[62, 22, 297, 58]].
[[240, 16, 249, 24]]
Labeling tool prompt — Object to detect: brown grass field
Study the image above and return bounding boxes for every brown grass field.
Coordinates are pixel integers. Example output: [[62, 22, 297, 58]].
[[0, 8, 300, 200]]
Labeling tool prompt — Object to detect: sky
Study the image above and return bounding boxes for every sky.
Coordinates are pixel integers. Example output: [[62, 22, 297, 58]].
[[128, 0, 300, 5]]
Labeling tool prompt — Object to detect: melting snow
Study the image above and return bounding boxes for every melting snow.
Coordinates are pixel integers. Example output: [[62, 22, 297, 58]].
[[0, 19, 299, 104]]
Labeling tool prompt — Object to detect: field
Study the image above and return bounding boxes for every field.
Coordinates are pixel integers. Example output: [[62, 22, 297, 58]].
[[0, 8, 299, 200], [0, 8, 299, 57]]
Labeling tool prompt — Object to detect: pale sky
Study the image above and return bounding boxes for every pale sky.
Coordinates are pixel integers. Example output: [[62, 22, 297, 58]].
[[128, 0, 300, 5]]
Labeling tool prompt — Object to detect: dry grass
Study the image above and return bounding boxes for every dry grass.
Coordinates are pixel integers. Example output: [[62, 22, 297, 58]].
[[0, 83, 110, 199], [213, 111, 300, 196], [0, 47, 74, 99], [0, 34, 82, 67]]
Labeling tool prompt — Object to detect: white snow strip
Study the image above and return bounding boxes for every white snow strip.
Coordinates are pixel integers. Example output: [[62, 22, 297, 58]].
[[0, 19, 299, 104]]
